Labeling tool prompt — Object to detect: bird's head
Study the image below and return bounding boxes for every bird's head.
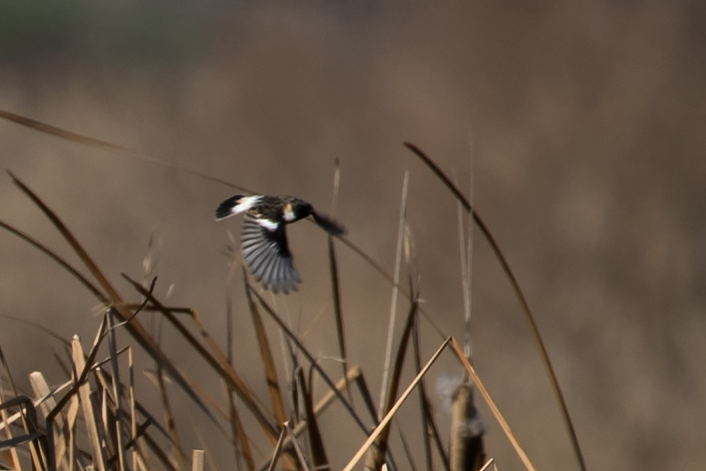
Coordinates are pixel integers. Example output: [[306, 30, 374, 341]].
[[282, 196, 313, 222]]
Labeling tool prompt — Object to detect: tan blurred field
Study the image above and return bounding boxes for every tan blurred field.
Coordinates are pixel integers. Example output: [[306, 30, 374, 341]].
[[0, 2, 704, 470]]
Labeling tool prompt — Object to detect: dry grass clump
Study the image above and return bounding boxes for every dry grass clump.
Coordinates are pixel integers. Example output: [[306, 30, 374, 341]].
[[0, 110, 584, 471]]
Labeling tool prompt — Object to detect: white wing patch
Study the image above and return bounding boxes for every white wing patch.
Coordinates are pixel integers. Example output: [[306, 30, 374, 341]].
[[230, 195, 262, 215], [256, 218, 279, 232]]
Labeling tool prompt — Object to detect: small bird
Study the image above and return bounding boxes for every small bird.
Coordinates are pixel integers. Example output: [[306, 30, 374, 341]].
[[215, 195, 346, 294]]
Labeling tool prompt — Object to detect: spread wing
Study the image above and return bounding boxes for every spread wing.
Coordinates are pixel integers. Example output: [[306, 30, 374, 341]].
[[241, 214, 301, 294]]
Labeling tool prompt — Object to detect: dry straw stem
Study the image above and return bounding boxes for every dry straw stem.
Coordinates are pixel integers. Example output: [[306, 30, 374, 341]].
[[365, 291, 419, 470], [283, 420, 310, 471], [29, 373, 72, 470], [242, 267, 287, 427], [226, 271, 256, 469], [106, 312, 127, 471], [191, 449, 205, 471], [300, 366, 329, 471], [225, 378, 256, 471], [0, 347, 25, 471], [404, 142, 586, 471], [266, 427, 286, 471], [449, 338, 535, 471], [121, 274, 279, 442], [257, 367, 373, 471], [327, 234, 348, 404], [378, 171, 410, 418], [247, 285, 368, 435], [71, 336, 108, 471], [478, 458, 496, 471], [0, 396, 46, 471], [154, 360, 184, 469], [342, 337, 451, 471], [327, 158, 350, 404], [411, 313, 450, 471]]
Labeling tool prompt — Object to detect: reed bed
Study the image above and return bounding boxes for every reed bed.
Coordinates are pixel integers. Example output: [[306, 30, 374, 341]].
[[0, 109, 584, 471]]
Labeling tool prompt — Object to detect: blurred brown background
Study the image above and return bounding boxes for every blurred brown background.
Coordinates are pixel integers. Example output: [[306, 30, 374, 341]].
[[0, 1, 704, 470]]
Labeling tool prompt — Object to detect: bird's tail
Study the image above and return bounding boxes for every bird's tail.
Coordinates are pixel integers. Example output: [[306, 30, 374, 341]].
[[312, 212, 347, 236]]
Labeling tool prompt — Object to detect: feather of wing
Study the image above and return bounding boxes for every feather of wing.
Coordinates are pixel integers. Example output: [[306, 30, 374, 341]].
[[241, 214, 300, 293]]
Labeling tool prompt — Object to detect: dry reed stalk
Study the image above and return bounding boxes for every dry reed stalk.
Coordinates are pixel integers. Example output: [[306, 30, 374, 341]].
[[0, 396, 46, 471], [66, 395, 79, 471], [449, 381, 485, 471], [478, 458, 496, 471], [29, 373, 71, 471], [327, 235, 348, 404], [448, 339, 535, 471], [225, 270, 256, 470], [257, 367, 370, 471], [243, 268, 287, 426], [364, 298, 419, 471], [122, 275, 278, 438], [1, 324, 48, 471], [343, 337, 451, 471], [412, 314, 450, 471], [225, 384, 255, 471], [0, 390, 22, 470], [283, 420, 310, 471], [191, 450, 205, 471], [378, 171, 410, 419], [327, 158, 351, 405], [248, 286, 367, 435], [71, 336, 107, 471], [154, 362, 184, 469], [106, 313, 127, 471], [300, 367, 329, 471], [265, 427, 287, 471]]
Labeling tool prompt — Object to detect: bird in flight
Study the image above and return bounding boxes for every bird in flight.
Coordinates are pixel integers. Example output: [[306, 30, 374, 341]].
[[215, 195, 345, 294]]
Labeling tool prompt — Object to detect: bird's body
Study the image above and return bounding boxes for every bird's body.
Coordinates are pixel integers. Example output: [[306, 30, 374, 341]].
[[215, 195, 345, 294]]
